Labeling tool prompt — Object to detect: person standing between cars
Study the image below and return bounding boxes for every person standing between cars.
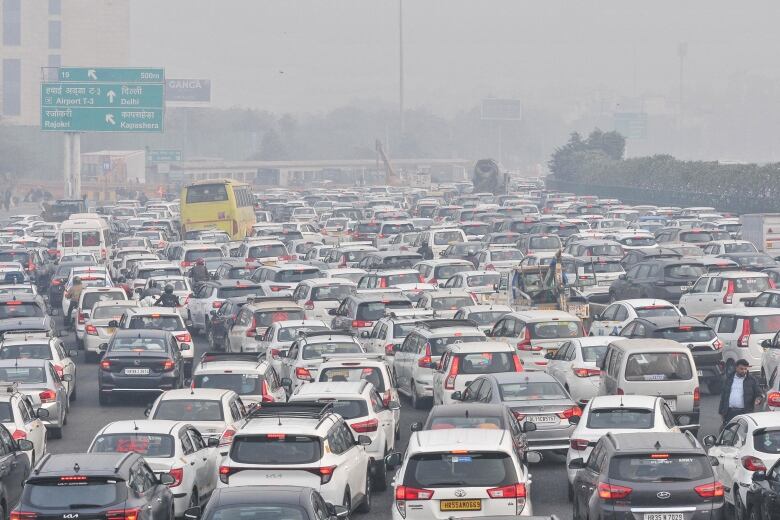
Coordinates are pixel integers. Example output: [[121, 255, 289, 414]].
[[64, 276, 83, 326], [190, 258, 210, 286], [719, 359, 764, 424]]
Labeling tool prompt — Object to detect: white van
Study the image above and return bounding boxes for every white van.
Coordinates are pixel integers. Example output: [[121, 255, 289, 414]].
[[598, 338, 700, 428], [58, 215, 111, 263]]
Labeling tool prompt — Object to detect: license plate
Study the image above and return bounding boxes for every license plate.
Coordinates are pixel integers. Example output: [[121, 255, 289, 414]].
[[667, 400, 676, 411], [124, 368, 149, 375], [644, 514, 684, 520], [527, 414, 558, 424], [679, 286, 688, 290], [440, 500, 481, 512], [598, 281, 611, 286], [696, 370, 703, 376]]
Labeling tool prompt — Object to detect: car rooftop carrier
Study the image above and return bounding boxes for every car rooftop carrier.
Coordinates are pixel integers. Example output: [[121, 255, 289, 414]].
[[245, 401, 334, 428]]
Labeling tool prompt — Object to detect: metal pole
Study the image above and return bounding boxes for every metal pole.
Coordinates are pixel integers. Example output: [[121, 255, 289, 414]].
[[72, 133, 81, 199], [498, 123, 503, 165], [399, 0, 405, 135], [63, 133, 72, 198]]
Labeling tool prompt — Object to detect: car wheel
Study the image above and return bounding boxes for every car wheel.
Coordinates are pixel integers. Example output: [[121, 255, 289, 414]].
[[356, 469, 372, 513], [372, 452, 388, 492], [343, 488, 352, 513], [567, 482, 574, 502], [69, 385, 77, 402], [189, 488, 199, 509], [411, 383, 423, 410], [98, 391, 111, 406]]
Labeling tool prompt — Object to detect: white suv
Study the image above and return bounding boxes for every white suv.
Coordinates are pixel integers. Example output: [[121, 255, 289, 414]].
[[218, 401, 373, 514], [679, 271, 771, 319], [292, 278, 356, 322], [192, 351, 287, 406]]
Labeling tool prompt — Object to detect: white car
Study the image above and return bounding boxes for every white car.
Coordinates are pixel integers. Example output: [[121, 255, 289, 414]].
[[679, 271, 771, 319], [441, 270, 502, 303], [83, 300, 140, 362], [545, 336, 611, 405], [322, 268, 368, 284], [474, 248, 525, 271], [192, 351, 287, 406], [250, 263, 322, 297], [279, 331, 366, 394], [254, 319, 330, 355], [565, 395, 682, 492], [704, 412, 780, 515], [292, 278, 356, 322], [389, 428, 532, 519], [453, 304, 512, 335], [414, 289, 477, 319], [414, 259, 473, 287], [88, 420, 220, 515], [589, 299, 681, 337], [74, 286, 128, 344], [0, 331, 77, 401], [0, 385, 47, 465]]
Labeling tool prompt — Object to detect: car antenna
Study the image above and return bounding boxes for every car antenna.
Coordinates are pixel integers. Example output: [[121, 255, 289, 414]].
[[619, 394, 624, 407], [133, 420, 139, 431]]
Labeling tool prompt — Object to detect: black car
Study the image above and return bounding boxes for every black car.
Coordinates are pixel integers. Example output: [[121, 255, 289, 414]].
[[15, 452, 174, 520], [0, 423, 31, 517], [619, 315, 723, 392], [621, 248, 682, 270], [185, 485, 348, 520], [718, 252, 780, 271], [570, 432, 724, 520], [98, 329, 184, 405], [208, 296, 250, 351], [746, 458, 780, 520], [609, 259, 707, 303]]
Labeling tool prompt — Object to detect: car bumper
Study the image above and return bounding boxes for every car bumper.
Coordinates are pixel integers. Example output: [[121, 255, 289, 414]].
[[526, 425, 576, 451], [99, 372, 180, 392], [600, 504, 724, 520], [40, 402, 63, 428]]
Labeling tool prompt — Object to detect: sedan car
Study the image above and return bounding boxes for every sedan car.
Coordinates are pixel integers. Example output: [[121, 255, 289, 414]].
[[0, 359, 70, 439], [545, 336, 610, 405]]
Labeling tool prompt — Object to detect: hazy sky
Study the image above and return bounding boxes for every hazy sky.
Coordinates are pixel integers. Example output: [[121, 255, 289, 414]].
[[130, 0, 780, 116]]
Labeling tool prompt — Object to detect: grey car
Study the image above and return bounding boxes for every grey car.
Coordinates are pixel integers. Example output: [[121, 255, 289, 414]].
[[455, 371, 579, 451], [0, 359, 70, 439]]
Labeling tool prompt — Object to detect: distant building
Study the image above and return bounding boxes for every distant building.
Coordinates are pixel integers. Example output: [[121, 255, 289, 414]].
[[81, 149, 146, 185], [0, 0, 130, 126]]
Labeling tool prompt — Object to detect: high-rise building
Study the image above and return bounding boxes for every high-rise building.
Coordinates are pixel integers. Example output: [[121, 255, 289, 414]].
[[0, 0, 129, 126]]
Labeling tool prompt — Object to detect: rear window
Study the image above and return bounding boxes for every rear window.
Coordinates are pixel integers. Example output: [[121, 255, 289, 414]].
[[319, 367, 386, 391], [231, 435, 321, 465], [656, 326, 715, 342], [433, 231, 464, 246], [248, 244, 287, 258], [184, 249, 224, 261], [111, 337, 166, 352], [273, 269, 320, 283], [386, 273, 421, 286], [529, 321, 582, 339], [462, 224, 490, 235], [255, 309, 305, 327], [529, 236, 560, 249], [498, 381, 568, 400], [277, 325, 328, 341], [91, 433, 175, 458], [490, 250, 523, 261], [393, 323, 418, 337], [356, 301, 412, 321], [430, 336, 486, 356], [217, 286, 264, 298], [227, 267, 253, 279], [344, 250, 372, 262], [210, 506, 305, 520], [724, 243, 756, 253], [382, 223, 414, 235], [750, 315, 780, 334], [467, 274, 501, 287], [0, 344, 52, 360], [635, 306, 679, 319], [0, 251, 27, 263], [128, 315, 183, 331], [404, 452, 517, 488], [733, 277, 770, 293], [609, 454, 712, 482], [428, 415, 503, 430], [378, 255, 421, 268], [433, 265, 471, 280], [80, 232, 102, 247], [185, 183, 229, 203], [582, 262, 623, 274], [624, 352, 693, 381], [582, 345, 608, 363], [0, 302, 43, 319], [468, 311, 510, 326], [664, 264, 706, 278], [753, 429, 780, 454], [456, 352, 516, 374], [590, 245, 622, 256], [430, 296, 474, 310], [620, 236, 655, 246], [316, 399, 368, 420], [24, 480, 123, 509], [0, 367, 46, 383], [679, 231, 714, 243], [587, 408, 654, 429], [92, 305, 135, 319], [154, 400, 223, 421], [193, 373, 263, 396], [357, 223, 381, 233], [302, 342, 363, 360], [82, 291, 125, 310]]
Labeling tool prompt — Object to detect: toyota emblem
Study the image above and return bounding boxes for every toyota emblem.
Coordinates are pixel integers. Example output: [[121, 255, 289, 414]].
[[657, 491, 671, 500], [454, 489, 466, 498]]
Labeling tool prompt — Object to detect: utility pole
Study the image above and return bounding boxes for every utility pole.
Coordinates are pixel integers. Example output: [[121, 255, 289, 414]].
[[678, 42, 687, 123], [399, 0, 405, 136]]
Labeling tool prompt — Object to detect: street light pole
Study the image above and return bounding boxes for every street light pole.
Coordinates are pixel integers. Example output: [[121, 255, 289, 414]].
[[399, 0, 405, 136]]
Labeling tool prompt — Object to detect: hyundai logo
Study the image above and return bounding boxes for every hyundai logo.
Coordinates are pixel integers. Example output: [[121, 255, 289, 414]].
[[454, 489, 466, 497], [657, 491, 671, 500]]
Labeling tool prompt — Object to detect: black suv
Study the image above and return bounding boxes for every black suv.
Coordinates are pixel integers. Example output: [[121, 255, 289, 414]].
[[15, 452, 175, 520], [570, 432, 724, 520], [609, 259, 707, 303], [188, 485, 348, 520], [618, 316, 724, 393]]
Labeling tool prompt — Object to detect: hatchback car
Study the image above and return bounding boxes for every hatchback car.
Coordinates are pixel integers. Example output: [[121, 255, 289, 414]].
[[609, 259, 707, 303], [0, 359, 70, 439]]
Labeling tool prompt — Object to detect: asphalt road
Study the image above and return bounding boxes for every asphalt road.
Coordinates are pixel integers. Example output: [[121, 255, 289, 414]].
[[49, 326, 726, 520]]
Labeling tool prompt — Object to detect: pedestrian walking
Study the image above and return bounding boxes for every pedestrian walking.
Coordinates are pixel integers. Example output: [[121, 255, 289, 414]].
[[719, 359, 764, 424]]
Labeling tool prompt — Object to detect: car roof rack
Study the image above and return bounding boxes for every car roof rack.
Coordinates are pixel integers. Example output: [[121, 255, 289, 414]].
[[321, 353, 385, 362], [200, 352, 264, 364], [299, 330, 355, 338], [244, 401, 334, 427], [414, 319, 478, 330], [387, 309, 436, 319]]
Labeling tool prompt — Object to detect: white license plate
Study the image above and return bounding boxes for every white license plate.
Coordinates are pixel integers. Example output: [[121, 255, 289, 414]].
[[667, 400, 676, 411], [696, 370, 703, 376], [598, 281, 612, 286], [527, 414, 558, 424], [679, 286, 689, 290], [644, 514, 684, 520], [124, 368, 150, 375]]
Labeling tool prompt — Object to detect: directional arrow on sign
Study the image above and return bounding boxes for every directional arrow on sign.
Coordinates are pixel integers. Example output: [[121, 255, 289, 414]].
[[106, 90, 116, 103], [105, 114, 116, 125], [87, 69, 98, 80]]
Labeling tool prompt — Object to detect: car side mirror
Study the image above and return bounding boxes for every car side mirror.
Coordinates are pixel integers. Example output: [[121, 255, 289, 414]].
[[568, 457, 586, 470], [357, 434, 372, 446], [522, 421, 537, 433], [568, 415, 581, 425], [159, 473, 176, 486], [762, 339, 772, 349], [207, 437, 220, 448], [185, 319, 194, 328], [388, 400, 401, 411], [703, 435, 716, 448], [99, 343, 108, 352], [144, 406, 152, 418], [544, 351, 554, 359], [36, 408, 49, 419], [450, 390, 463, 401], [484, 329, 493, 337], [709, 455, 720, 467], [209, 309, 217, 316], [360, 331, 370, 339], [525, 451, 543, 464], [410, 422, 422, 432], [618, 274, 626, 280], [61, 374, 73, 382], [281, 378, 292, 390], [134, 288, 142, 294], [327, 308, 337, 316], [744, 300, 755, 307], [183, 506, 201, 520], [108, 320, 119, 328], [16, 439, 33, 452], [385, 451, 402, 470], [753, 470, 767, 482], [592, 313, 602, 321]]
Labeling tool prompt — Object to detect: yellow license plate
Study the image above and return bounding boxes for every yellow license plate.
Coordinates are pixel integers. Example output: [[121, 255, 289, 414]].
[[107, 327, 116, 334], [440, 500, 481, 512]]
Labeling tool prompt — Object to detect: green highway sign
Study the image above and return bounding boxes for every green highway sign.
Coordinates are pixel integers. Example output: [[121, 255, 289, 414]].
[[148, 149, 182, 162], [41, 83, 164, 109], [41, 108, 164, 132], [58, 67, 164, 83]]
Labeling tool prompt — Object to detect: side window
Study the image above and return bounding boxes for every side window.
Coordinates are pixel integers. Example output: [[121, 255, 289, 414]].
[[704, 317, 719, 329], [708, 277, 725, 293], [339, 421, 356, 448], [188, 429, 206, 451], [369, 391, 384, 413], [717, 316, 737, 334], [554, 342, 570, 360], [661, 404, 676, 429], [328, 427, 346, 455], [369, 323, 381, 339], [566, 344, 577, 361], [613, 305, 629, 322], [753, 293, 771, 307], [600, 305, 618, 321], [620, 323, 636, 337], [179, 430, 195, 455], [229, 401, 241, 422], [690, 278, 709, 294], [379, 324, 388, 340], [476, 380, 493, 402], [633, 323, 647, 337], [139, 463, 157, 492], [0, 427, 11, 456], [587, 443, 603, 471], [718, 422, 740, 446], [463, 379, 482, 400], [734, 420, 748, 447], [17, 398, 31, 423], [769, 368, 778, 390], [312, 493, 329, 520]]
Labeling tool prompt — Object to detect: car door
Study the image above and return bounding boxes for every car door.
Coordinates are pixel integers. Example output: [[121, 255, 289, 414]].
[[140, 461, 171, 519], [710, 421, 743, 494], [188, 285, 208, 327], [281, 342, 300, 382], [575, 442, 605, 515], [461, 378, 483, 402], [546, 341, 570, 383], [432, 351, 449, 402], [370, 389, 394, 448], [339, 421, 367, 497], [20, 397, 44, 458], [265, 366, 287, 402], [55, 342, 76, 392], [592, 304, 618, 336], [187, 428, 217, 496], [681, 277, 712, 317], [491, 316, 516, 346], [0, 424, 26, 504], [228, 308, 253, 352], [395, 335, 415, 392], [701, 277, 725, 315]]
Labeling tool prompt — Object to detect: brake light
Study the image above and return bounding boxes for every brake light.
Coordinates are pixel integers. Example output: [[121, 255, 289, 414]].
[[573, 367, 601, 377], [768, 391, 780, 407], [161, 359, 175, 371], [181, 261, 192, 268], [379, 278, 388, 288], [738, 318, 751, 348], [570, 438, 589, 451], [304, 300, 315, 310], [351, 418, 379, 433], [261, 380, 274, 402], [107, 513, 140, 520], [52, 279, 61, 286], [212, 300, 223, 308], [385, 343, 395, 356], [512, 409, 526, 421], [445, 356, 460, 390], [694, 386, 700, 404], [487, 482, 526, 499], [317, 465, 337, 484], [742, 455, 766, 471], [695, 481, 724, 498], [557, 406, 583, 419], [598, 482, 632, 500], [245, 317, 256, 337], [53, 364, 64, 379], [296, 367, 312, 380], [513, 354, 523, 372], [270, 286, 287, 292], [352, 320, 373, 328], [418, 343, 432, 367], [167, 467, 183, 488], [10, 512, 37, 520], [175, 333, 192, 343], [269, 348, 281, 359], [617, 387, 624, 395], [85, 324, 98, 335], [219, 427, 236, 447], [218, 465, 234, 484], [77, 312, 86, 325], [486, 263, 495, 270], [395, 485, 434, 500], [39, 389, 56, 403], [724, 279, 735, 304], [11, 429, 26, 440], [100, 359, 111, 371]]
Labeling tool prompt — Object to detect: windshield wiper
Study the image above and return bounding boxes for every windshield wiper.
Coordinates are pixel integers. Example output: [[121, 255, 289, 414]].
[[427, 481, 467, 486], [655, 477, 691, 482]]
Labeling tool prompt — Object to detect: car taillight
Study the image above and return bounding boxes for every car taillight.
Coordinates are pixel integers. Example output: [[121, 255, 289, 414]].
[[694, 386, 700, 404], [768, 391, 780, 407], [314, 465, 337, 485], [53, 365, 64, 379], [617, 387, 624, 395], [100, 359, 111, 371], [557, 406, 583, 419], [218, 465, 234, 484], [598, 482, 632, 500], [418, 274, 425, 283], [724, 279, 735, 304], [738, 318, 751, 347], [39, 389, 56, 403], [212, 300, 223, 308], [85, 324, 98, 335], [296, 367, 312, 380], [486, 263, 495, 270], [10, 512, 37, 520], [352, 320, 373, 328], [161, 360, 175, 372], [418, 343, 432, 367], [487, 482, 526, 499], [245, 317, 256, 337], [513, 354, 523, 372], [712, 339, 723, 350], [395, 485, 434, 500], [695, 481, 724, 498], [445, 356, 460, 390], [261, 380, 275, 402], [517, 328, 538, 350], [269, 348, 281, 359], [11, 429, 26, 440], [351, 418, 378, 433], [77, 312, 86, 324], [52, 279, 62, 286], [175, 333, 192, 343], [304, 300, 315, 310], [570, 438, 589, 451], [270, 286, 287, 292], [219, 428, 236, 447], [573, 367, 601, 377], [167, 467, 183, 488], [742, 456, 766, 471], [385, 343, 395, 356], [181, 261, 192, 268]]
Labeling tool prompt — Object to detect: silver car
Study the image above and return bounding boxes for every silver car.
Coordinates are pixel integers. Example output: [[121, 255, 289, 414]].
[[83, 300, 140, 362], [0, 359, 70, 439]]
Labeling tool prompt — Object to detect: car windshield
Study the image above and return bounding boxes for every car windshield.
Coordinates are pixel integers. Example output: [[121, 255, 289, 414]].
[[25, 480, 122, 509], [217, 286, 264, 298], [255, 309, 305, 327], [498, 381, 568, 400], [434, 231, 464, 245], [194, 373, 263, 396], [319, 367, 385, 391], [0, 302, 43, 319], [490, 250, 523, 261], [590, 245, 623, 256], [0, 344, 52, 360], [111, 337, 167, 352], [753, 430, 780, 454], [750, 315, 780, 334], [457, 352, 516, 374], [311, 285, 354, 301], [434, 265, 471, 280], [609, 455, 712, 482], [405, 452, 517, 488], [302, 342, 363, 360], [656, 326, 715, 342], [82, 292, 124, 310], [428, 415, 503, 430], [582, 345, 608, 363], [248, 244, 287, 258], [0, 367, 46, 383], [231, 435, 322, 464], [468, 311, 510, 326], [467, 274, 501, 287], [91, 433, 176, 458], [154, 400, 224, 421], [733, 277, 770, 293], [274, 269, 320, 283], [129, 316, 183, 331], [665, 264, 706, 278], [393, 322, 418, 337], [634, 306, 679, 319], [211, 506, 307, 520], [529, 321, 582, 339], [462, 224, 490, 235], [624, 352, 693, 381], [582, 262, 623, 274], [277, 326, 327, 342], [430, 296, 474, 310], [386, 273, 421, 285], [429, 336, 485, 356], [587, 408, 654, 429]]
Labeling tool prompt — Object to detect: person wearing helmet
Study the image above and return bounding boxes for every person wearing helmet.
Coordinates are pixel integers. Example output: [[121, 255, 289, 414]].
[[190, 257, 209, 285], [64, 276, 83, 326], [154, 284, 180, 308]]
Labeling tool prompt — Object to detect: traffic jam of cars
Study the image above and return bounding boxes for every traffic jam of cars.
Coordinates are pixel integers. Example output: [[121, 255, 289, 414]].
[[1, 185, 780, 520]]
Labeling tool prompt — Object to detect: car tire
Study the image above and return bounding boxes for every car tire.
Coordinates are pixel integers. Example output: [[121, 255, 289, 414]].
[[372, 454, 388, 492], [356, 470, 372, 513], [69, 385, 77, 402], [567, 482, 574, 502], [98, 391, 111, 406], [411, 383, 424, 410], [189, 488, 199, 509], [735, 488, 746, 520], [342, 489, 352, 514]]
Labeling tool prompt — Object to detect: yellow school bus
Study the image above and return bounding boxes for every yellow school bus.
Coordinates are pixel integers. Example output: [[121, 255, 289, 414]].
[[180, 179, 256, 239]]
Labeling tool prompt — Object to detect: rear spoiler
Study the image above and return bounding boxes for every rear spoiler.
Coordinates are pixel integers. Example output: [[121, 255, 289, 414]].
[[200, 351, 264, 363]]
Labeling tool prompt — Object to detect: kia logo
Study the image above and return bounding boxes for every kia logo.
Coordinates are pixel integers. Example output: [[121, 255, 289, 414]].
[[63, 514, 79, 519], [657, 491, 671, 500]]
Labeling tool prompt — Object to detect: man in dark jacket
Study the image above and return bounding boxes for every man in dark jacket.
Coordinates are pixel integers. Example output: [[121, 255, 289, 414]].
[[719, 359, 764, 424]]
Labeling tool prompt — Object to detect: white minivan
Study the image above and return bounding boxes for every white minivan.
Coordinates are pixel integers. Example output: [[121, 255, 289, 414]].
[[58, 214, 111, 263]]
